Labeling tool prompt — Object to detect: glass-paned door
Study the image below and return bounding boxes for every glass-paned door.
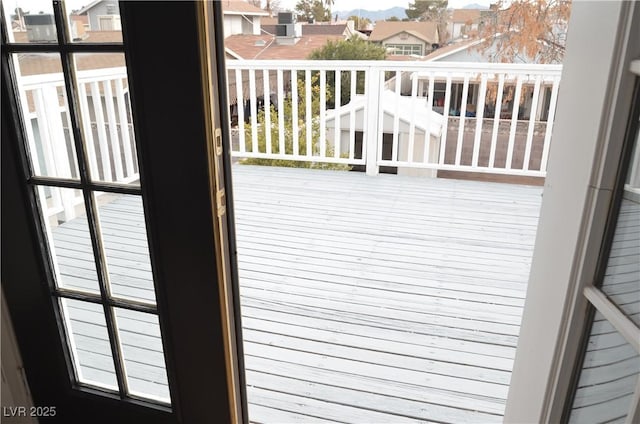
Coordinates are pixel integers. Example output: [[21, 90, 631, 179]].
[[566, 61, 640, 423], [2, 0, 170, 405]]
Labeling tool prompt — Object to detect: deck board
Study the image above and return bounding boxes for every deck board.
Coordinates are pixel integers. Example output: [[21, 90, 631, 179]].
[[52, 165, 543, 423]]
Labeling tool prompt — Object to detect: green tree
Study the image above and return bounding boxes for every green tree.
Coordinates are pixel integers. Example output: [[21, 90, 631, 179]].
[[242, 74, 348, 169], [295, 0, 330, 22], [386, 16, 400, 21], [308, 36, 387, 106], [405, 0, 449, 41], [347, 15, 371, 30], [405, 0, 448, 20]]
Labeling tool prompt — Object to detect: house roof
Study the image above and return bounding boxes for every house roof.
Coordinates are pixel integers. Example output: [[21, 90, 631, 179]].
[[221, 1, 269, 16], [75, 0, 117, 15], [326, 90, 443, 138], [369, 21, 439, 44], [423, 38, 484, 61], [451, 9, 483, 24], [223, 34, 343, 60]]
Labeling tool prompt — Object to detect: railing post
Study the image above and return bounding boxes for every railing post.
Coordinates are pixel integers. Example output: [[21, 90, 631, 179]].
[[365, 66, 381, 176]]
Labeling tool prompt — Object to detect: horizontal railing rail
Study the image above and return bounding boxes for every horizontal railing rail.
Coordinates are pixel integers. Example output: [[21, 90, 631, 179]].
[[227, 60, 562, 177]]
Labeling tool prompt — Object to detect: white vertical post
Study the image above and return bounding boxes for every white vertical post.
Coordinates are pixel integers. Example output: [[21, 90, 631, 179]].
[[333, 69, 341, 158], [348, 70, 356, 160], [408, 74, 418, 163], [248, 69, 258, 153], [439, 75, 452, 166], [506, 75, 523, 170], [541, 77, 560, 173], [319, 69, 327, 157], [392, 70, 401, 162], [423, 73, 434, 164], [263, 69, 272, 155], [33, 88, 60, 180], [523, 75, 542, 171], [305, 69, 312, 156], [472, 74, 487, 168], [115, 79, 135, 177], [38, 86, 76, 220], [78, 82, 100, 179], [103, 80, 124, 182], [277, 69, 285, 155], [455, 74, 470, 166], [90, 81, 112, 181], [235, 69, 245, 153], [291, 70, 299, 156], [489, 74, 505, 169], [365, 67, 381, 176]]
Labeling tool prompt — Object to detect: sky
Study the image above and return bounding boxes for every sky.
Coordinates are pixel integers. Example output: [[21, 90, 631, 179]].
[[4, 0, 495, 16]]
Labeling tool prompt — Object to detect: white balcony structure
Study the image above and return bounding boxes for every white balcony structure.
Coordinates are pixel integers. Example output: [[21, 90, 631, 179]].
[[25, 59, 638, 422]]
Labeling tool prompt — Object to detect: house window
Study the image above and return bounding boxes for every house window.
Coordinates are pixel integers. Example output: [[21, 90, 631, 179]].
[[98, 15, 121, 31], [385, 44, 423, 56]]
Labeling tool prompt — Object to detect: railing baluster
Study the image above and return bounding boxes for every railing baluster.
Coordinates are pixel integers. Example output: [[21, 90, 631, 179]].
[[103, 80, 124, 181], [334, 69, 341, 158], [375, 69, 385, 169], [472, 74, 488, 168], [235, 69, 245, 153], [523, 75, 542, 171], [439, 74, 452, 166], [541, 76, 560, 173], [263, 69, 272, 155], [455, 74, 470, 166], [319, 69, 327, 157], [305, 69, 312, 157], [90, 81, 112, 181], [423, 72, 434, 164], [392, 70, 401, 162], [248, 69, 258, 154], [277, 69, 285, 155], [291, 70, 299, 156], [78, 82, 99, 179], [506, 75, 523, 170], [33, 88, 59, 179], [408, 73, 418, 163], [348, 70, 356, 161], [114, 79, 134, 178], [489, 74, 505, 169]]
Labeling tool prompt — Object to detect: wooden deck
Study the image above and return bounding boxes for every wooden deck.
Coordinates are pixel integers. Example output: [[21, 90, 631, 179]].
[[52, 165, 543, 423]]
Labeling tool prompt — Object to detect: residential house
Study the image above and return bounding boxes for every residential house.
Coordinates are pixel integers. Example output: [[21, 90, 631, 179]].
[[446, 9, 484, 41], [74, 0, 121, 31], [221, 0, 269, 37], [369, 21, 439, 58]]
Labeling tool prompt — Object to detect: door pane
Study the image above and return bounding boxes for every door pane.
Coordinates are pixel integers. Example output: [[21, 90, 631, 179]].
[[36, 186, 101, 294], [73, 53, 139, 186], [61, 298, 118, 390], [12, 53, 80, 179], [568, 310, 640, 423], [2, 0, 57, 43], [66, 0, 122, 42], [601, 117, 640, 326], [114, 308, 170, 403], [94, 192, 155, 304]]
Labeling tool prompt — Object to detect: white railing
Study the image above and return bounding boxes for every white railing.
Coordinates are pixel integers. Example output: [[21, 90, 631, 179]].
[[17, 67, 137, 219], [227, 60, 562, 177]]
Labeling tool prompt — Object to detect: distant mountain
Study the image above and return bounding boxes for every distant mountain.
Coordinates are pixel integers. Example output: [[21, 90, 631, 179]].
[[336, 7, 407, 22], [462, 3, 489, 9]]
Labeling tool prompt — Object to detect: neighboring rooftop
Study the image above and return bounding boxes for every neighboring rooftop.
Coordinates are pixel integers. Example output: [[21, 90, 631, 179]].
[[224, 34, 343, 60], [451, 9, 483, 23], [221, 0, 269, 16], [369, 21, 439, 44]]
